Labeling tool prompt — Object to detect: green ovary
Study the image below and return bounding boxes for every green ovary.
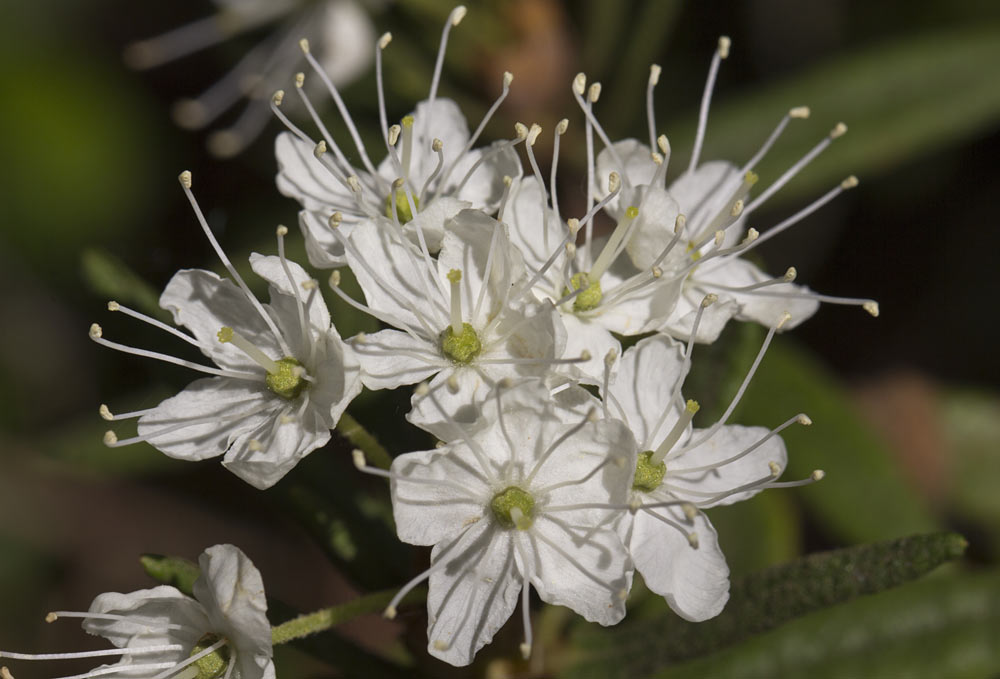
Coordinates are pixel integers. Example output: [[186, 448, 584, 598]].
[[189, 634, 231, 678], [491, 486, 535, 529], [266, 357, 308, 400], [440, 322, 482, 364], [632, 450, 666, 492], [563, 272, 603, 312], [384, 189, 419, 223]]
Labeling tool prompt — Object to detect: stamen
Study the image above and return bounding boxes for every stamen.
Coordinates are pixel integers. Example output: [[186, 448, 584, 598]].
[[647, 64, 662, 151], [519, 554, 533, 660], [689, 36, 730, 172], [419, 138, 446, 203], [589, 205, 639, 282], [447, 269, 463, 334], [217, 327, 280, 375], [742, 176, 858, 251], [275, 225, 314, 364], [428, 6, 468, 104], [650, 400, 700, 465], [0, 644, 184, 661], [178, 172, 292, 357], [106, 301, 199, 348], [691, 171, 758, 246], [670, 412, 809, 474], [550, 118, 568, 221], [400, 115, 415, 181]]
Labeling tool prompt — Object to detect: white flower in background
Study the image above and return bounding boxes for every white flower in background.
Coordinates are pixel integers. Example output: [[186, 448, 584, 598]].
[[332, 206, 571, 439], [505, 120, 683, 384], [601, 315, 821, 621], [581, 38, 877, 342], [273, 5, 521, 267], [125, 0, 378, 158], [353, 379, 635, 666], [90, 173, 361, 489], [0, 544, 274, 679]]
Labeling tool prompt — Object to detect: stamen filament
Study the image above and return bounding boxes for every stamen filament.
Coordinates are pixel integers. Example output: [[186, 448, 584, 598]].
[[447, 269, 464, 334], [689, 36, 730, 172], [589, 205, 639, 282], [428, 6, 467, 104], [651, 400, 700, 465], [217, 327, 280, 374], [106, 302, 199, 348]]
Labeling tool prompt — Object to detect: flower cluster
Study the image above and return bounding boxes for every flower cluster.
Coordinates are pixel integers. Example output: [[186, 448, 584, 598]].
[[80, 6, 877, 670]]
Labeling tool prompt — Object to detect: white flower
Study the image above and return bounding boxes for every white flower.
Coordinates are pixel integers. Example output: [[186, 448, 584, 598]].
[[0, 544, 274, 679], [602, 325, 821, 621], [125, 0, 377, 158], [334, 207, 570, 439], [273, 6, 521, 267], [580, 39, 876, 342], [90, 173, 362, 489], [505, 136, 683, 384], [354, 379, 635, 666]]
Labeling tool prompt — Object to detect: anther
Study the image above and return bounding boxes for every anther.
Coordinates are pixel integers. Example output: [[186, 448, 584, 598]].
[[675, 214, 687, 234], [514, 122, 528, 140], [103, 430, 118, 446], [580, 350, 592, 362], [588, 82, 601, 103], [415, 382, 430, 396], [432, 138, 443, 152], [314, 140, 326, 159], [503, 71, 514, 88], [328, 271, 341, 289], [682, 502, 697, 520], [44, 612, 58, 623], [731, 199, 744, 217], [798, 414, 813, 426], [651, 266, 662, 278], [812, 470, 826, 480], [276, 225, 288, 237], [352, 449, 366, 470], [863, 301, 880, 317], [649, 64, 662, 85], [714, 230, 725, 247], [789, 106, 810, 119], [383, 605, 398, 620], [701, 293, 718, 308], [89, 323, 103, 339], [657, 134, 670, 155], [608, 171, 621, 193], [328, 211, 342, 228], [718, 36, 731, 58], [520, 642, 531, 660], [2, 667, 13, 679], [178, 170, 192, 189], [573, 72, 586, 96], [107, 300, 120, 312], [841, 175, 859, 189], [604, 348, 617, 366], [248, 439, 262, 452], [777, 311, 792, 329], [687, 532, 700, 548], [348, 176, 361, 193], [299, 38, 310, 54], [830, 122, 848, 138], [272, 90, 284, 106], [768, 461, 782, 477], [379, 32, 392, 49], [743, 228, 759, 244], [527, 123, 542, 146], [451, 5, 467, 25], [295, 72, 304, 88], [557, 118, 569, 135], [567, 217, 580, 234], [388, 124, 401, 146], [784, 267, 797, 282], [99, 404, 113, 421]]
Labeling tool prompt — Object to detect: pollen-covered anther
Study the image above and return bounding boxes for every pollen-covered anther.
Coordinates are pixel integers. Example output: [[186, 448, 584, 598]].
[[415, 382, 430, 397], [432, 138, 444, 152], [687, 532, 700, 548], [446, 374, 460, 393], [863, 301, 880, 317], [573, 72, 587, 96], [103, 430, 118, 446], [812, 469, 826, 481], [44, 612, 58, 623], [651, 266, 662, 278], [830, 122, 848, 138], [298, 37, 310, 53], [675, 214, 687, 234], [718, 36, 732, 58], [588, 82, 602, 103], [566, 217, 580, 235], [276, 225, 288, 237], [768, 461, 782, 477], [378, 32, 392, 49], [743, 227, 759, 244], [388, 124, 401, 146], [294, 72, 304, 88], [730, 199, 744, 217], [649, 63, 662, 85], [777, 311, 793, 330], [89, 323, 103, 339], [107, 300, 120, 312], [520, 642, 531, 660], [271, 90, 284, 106], [842, 175, 859, 189], [527, 123, 543, 146], [608, 171, 621, 193], [178, 170, 192, 189], [99, 404, 114, 421], [1, 666, 13, 679], [798, 414, 813, 426], [604, 348, 618, 366], [514, 122, 528, 140], [557, 118, 569, 135], [503, 71, 514, 87], [783, 267, 797, 282], [314, 140, 326, 158], [328, 211, 342, 228], [682, 502, 698, 520], [789, 106, 810, 119]]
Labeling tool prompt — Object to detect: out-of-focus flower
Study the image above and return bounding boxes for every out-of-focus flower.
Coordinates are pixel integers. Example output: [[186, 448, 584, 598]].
[[126, 0, 378, 157], [273, 6, 521, 267], [354, 379, 634, 666], [91, 172, 361, 489], [0, 544, 274, 679]]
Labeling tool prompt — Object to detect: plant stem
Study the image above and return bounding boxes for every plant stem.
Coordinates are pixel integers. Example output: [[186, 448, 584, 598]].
[[271, 587, 426, 645], [336, 412, 393, 470]]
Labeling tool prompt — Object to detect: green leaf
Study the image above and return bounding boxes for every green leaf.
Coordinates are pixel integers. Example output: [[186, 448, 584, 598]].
[[81, 249, 165, 321], [735, 338, 937, 543], [660, 569, 1000, 679], [669, 26, 1000, 208], [562, 532, 967, 679]]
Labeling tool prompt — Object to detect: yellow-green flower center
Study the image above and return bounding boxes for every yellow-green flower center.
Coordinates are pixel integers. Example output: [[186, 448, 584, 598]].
[[384, 189, 419, 223], [265, 357, 308, 400], [440, 322, 482, 364], [632, 450, 667, 492], [189, 634, 231, 679], [490, 486, 535, 529], [563, 272, 603, 312]]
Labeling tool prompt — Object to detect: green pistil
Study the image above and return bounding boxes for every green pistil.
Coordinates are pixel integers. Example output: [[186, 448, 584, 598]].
[[491, 486, 535, 529], [440, 322, 482, 364], [189, 634, 231, 679], [266, 357, 308, 400], [563, 272, 603, 312], [384, 189, 419, 223], [632, 450, 666, 492]]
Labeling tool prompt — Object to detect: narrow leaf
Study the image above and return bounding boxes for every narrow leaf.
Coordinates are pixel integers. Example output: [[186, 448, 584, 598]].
[[81, 249, 164, 320], [563, 532, 967, 679]]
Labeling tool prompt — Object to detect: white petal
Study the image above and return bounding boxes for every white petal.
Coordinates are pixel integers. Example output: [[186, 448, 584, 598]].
[[250, 253, 330, 335], [552, 313, 620, 386], [137, 378, 273, 462], [404, 196, 470, 254], [298, 209, 351, 268], [193, 544, 273, 678], [609, 335, 687, 451], [85, 585, 208, 651], [694, 257, 820, 330], [223, 406, 331, 490], [668, 161, 746, 246], [390, 443, 492, 546], [426, 521, 520, 667], [346, 217, 448, 332], [447, 141, 523, 210], [661, 285, 740, 343], [309, 330, 363, 426], [588, 257, 682, 335], [160, 269, 281, 373], [275, 132, 360, 215], [317, 0, 375, 85], [669, 425, 788, 507], [351, 329, 443, 391], [629, 507, 729, 621], [406, 368, 490, 442], [520, 521, 631, 625], [506, 177, 564, 273], [622, 185, 681, 270], [595, 139, 659, 217]]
